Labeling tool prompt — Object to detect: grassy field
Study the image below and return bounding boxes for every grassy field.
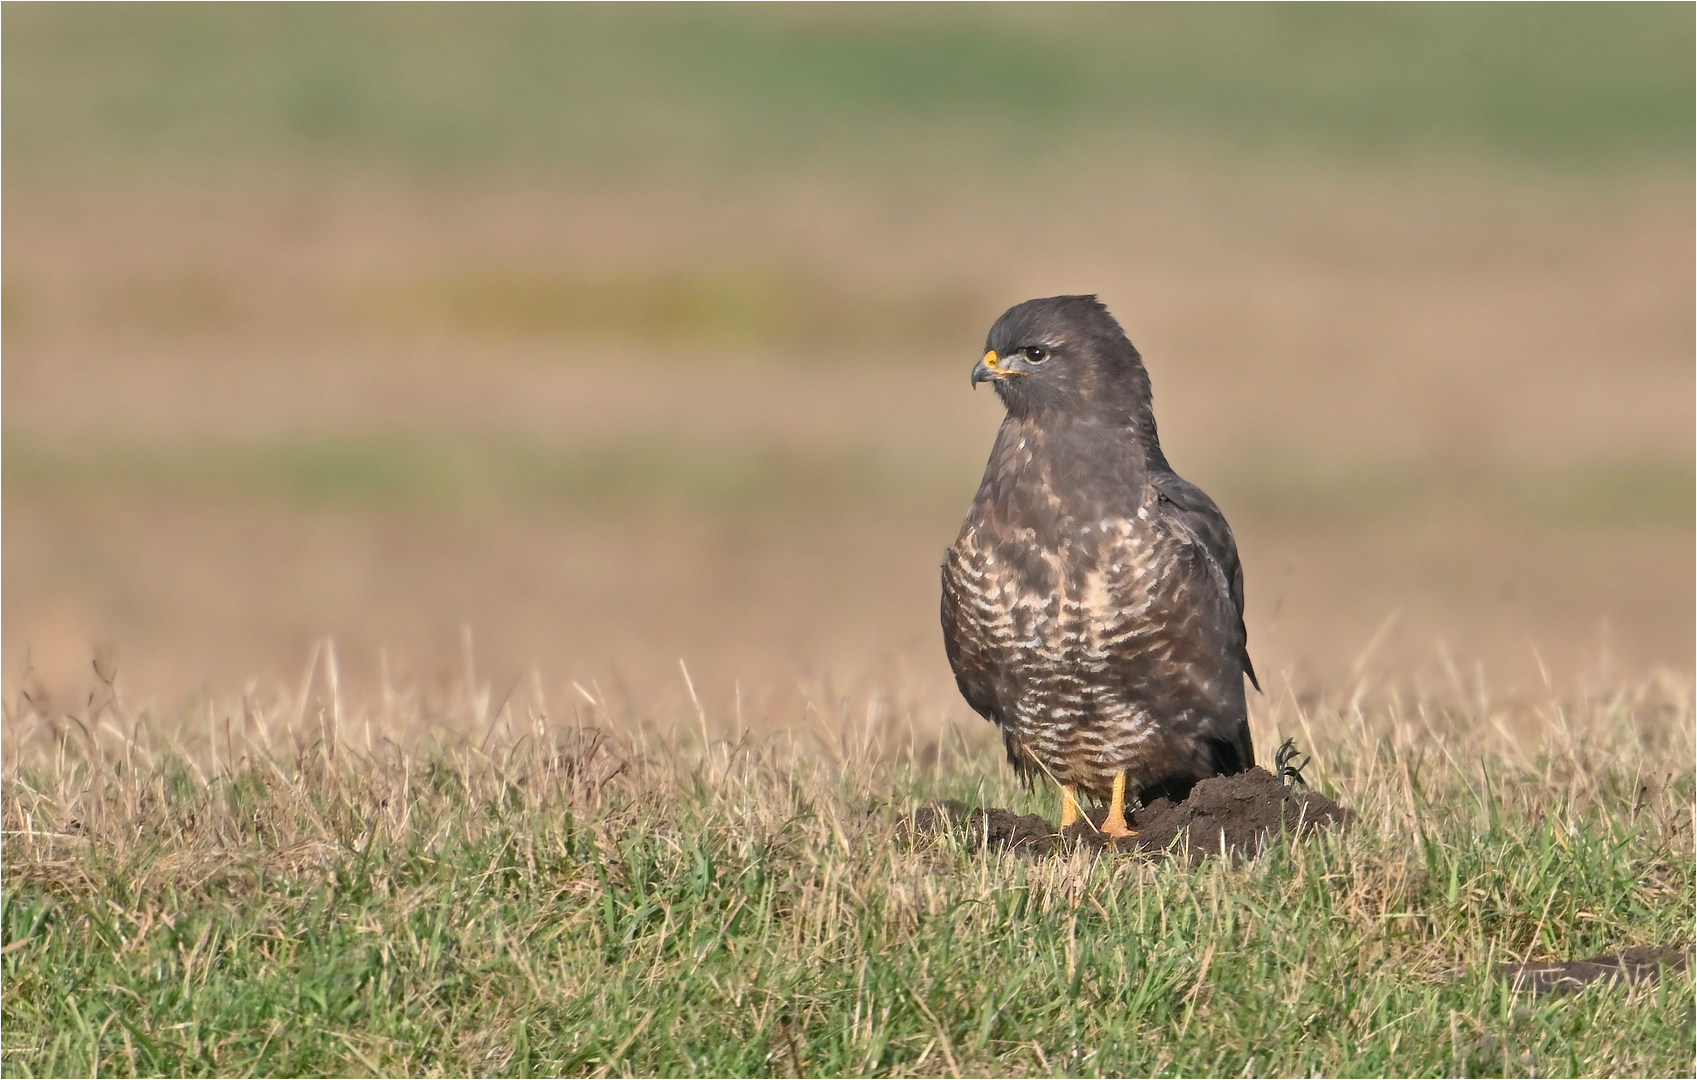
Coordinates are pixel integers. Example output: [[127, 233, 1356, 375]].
[[3, 666, 1692, 1077], [4, 7, 1694, 1076]]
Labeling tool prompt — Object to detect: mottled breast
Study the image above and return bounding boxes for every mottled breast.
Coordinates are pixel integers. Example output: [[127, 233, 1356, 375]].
[[944, 488, 1187, 794]]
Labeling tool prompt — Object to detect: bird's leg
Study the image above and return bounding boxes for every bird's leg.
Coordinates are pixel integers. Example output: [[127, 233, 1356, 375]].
[[1101, 772, 1136, 838], [1059, 785, 1081, 829]]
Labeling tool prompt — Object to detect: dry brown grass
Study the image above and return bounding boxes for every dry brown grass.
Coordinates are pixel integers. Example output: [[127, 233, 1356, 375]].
[[3, 645, 1691, 1076]]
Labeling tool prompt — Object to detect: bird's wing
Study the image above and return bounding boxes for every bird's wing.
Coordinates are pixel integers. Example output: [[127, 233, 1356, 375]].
[[1149, 471, 1259, 693]]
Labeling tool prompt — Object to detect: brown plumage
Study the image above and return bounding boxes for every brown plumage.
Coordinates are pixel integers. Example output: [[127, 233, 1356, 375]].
[[940, 295, 1257, 834]]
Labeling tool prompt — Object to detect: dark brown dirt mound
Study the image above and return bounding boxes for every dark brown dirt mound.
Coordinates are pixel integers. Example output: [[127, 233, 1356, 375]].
[[907, 766, 1350, 862], [1495, 947, 1692, 996]]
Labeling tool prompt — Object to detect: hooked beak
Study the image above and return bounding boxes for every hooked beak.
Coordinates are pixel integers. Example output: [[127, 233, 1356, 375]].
[[971, 350, 1006, 388]]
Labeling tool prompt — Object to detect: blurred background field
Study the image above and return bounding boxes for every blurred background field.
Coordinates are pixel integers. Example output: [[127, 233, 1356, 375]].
[[4, 4, 1692, 730]]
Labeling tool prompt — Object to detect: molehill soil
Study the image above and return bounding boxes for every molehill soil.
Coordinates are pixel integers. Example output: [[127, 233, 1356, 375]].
[[907, 765, 1351, 862], [1494, 947, 1692, 996]]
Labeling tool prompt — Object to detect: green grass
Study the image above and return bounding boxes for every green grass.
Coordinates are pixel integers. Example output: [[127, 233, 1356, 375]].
[[3, 668, 1692, 1076], [0, 435, 942, 515], [5, 4, 1691, 180], [7, 434, 1692, 531]]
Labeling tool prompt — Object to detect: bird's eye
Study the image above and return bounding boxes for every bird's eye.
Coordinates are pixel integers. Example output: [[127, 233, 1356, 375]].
[[1025, 346, 1049, 364]]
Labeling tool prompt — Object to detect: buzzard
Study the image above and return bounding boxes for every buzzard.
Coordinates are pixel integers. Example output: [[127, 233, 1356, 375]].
[[940, 295, 1257, 837]]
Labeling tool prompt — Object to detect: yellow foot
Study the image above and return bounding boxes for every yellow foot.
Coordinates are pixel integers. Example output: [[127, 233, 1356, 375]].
[[1059, 785, 1081, 829], [1101, 772, 1138, 838]]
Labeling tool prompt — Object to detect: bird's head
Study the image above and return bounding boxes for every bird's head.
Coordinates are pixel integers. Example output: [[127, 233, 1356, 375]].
[[971, 295, 1155, 425]]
